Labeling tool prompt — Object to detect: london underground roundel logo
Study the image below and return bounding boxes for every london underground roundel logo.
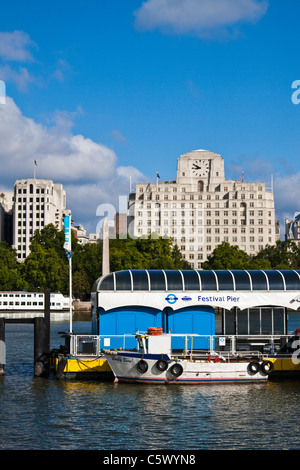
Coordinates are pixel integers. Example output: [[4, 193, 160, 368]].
[[165, 294, 178, 304]]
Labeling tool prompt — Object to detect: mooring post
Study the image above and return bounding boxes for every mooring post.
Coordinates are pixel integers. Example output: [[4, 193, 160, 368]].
[[34, 317, 45, 377], [44, 290, 50, 358], [34, 290, 51, 377], [0, 318, 5, 375]]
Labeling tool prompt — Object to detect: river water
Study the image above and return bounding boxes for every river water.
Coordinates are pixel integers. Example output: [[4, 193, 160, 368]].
[[1, 316, 300, 452]]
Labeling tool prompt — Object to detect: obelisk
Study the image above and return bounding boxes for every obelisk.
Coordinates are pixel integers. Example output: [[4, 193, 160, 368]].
[[102, 217, 110, 276]]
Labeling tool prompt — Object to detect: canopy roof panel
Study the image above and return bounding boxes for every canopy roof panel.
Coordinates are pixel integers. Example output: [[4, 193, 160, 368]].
[[94, 269, 300, 293]]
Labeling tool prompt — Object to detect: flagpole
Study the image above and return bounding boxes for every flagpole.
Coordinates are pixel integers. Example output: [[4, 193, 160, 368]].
[[69, 255, 72, 334], [63, 214, 73, 334]]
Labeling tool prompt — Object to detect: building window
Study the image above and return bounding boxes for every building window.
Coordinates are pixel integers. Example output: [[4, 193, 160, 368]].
[[198, 181, 204, 192]]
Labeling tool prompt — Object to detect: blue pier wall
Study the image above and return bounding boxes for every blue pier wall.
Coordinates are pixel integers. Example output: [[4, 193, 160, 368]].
[[98, 305, 215, 350]]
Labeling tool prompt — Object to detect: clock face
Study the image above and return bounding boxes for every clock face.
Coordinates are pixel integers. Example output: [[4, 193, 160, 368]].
[[191, 159, 210, 177]]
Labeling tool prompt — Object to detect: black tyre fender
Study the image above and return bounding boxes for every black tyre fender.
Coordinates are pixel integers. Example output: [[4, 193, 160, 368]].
[[155, 359, 168, 372], [248, 361, 260, 374], [137, 359, 148, 374], [169, 363, 183, 377], [261, 360, 274, 375]]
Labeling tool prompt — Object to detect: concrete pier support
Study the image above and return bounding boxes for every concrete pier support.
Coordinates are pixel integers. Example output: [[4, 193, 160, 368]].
[[34, 290, 50, 378], [0, 290, 51, 377]]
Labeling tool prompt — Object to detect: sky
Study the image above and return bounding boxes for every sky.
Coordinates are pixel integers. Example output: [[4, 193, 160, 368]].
[[0, 0, 300, 237]]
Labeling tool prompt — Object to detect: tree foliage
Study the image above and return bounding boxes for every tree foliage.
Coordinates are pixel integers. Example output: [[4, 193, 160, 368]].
[[1, 225, 299, 299], [202, 240, 300, 270], [0, 242, 25, 290], [0, 225, 190, 299]]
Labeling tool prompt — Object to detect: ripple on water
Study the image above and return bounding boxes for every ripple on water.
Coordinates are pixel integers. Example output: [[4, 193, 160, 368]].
[[1, 321, 300, 450]]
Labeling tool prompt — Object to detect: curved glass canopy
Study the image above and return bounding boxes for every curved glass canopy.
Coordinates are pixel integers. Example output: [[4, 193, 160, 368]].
[[94, 269, 300, 292]]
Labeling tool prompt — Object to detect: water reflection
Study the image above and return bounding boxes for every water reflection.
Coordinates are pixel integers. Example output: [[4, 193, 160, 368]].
[[1, 320, 300, 450]]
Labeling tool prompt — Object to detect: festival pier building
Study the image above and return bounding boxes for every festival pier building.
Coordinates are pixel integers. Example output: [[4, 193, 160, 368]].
[[128, 149, 277, 267], [91, 269, 300, 351]]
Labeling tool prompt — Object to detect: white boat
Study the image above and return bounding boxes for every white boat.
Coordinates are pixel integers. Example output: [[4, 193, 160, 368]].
[[0, 292, 70, 311], [103, 328, 272, 385]]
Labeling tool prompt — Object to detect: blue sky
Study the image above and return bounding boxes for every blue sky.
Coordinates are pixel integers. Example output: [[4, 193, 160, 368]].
[[0, 0, 299, 236]]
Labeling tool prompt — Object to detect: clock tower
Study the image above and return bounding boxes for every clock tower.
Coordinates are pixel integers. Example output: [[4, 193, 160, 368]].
[[176, 149, 224, 190], [190, 158, 211, 178]]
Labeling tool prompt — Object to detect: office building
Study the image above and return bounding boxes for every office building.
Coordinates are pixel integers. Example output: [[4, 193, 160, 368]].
[[13, 178, 70, 261], [129, 149, 277, 268], [285, 212, 300, 247]]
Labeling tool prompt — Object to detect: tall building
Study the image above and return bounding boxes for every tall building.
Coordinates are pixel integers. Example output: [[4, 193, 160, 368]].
[[129, 149, 277, 268], [13, 178, 70, 261], [285, 212, 300, 247], [116, 212, 128, 238], [0, 191, 14, 244]]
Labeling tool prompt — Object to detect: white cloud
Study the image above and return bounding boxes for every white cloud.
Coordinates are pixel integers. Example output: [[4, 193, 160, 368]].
[[227, 155, 274, 182], [0, 97, 147, 232], [0, 64, 32, 92], [51, 59, 72, 83], [112, 129, 128, 145], [274, 174, 300, 217], [0, 30, 37, 92], [0, 30, 70, 92], [0, 98, 117, 182], [0, 30, 36, 62], [134, 0, 269, 37]]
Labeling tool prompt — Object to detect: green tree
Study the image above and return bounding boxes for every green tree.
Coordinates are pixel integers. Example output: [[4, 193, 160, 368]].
[[171, 244, 192, 269], [202, 242, 252, 270], [0, 242, 25, 290], [110, 238, 146, 271], [23, 244, 68, 292], [253, 240, 300, 269], [72, 242, 103, 293], [72, 269, 91, 300], [30, 223, 75, 258], [22, 224, 70, 293], [202, 241, 275, 270]]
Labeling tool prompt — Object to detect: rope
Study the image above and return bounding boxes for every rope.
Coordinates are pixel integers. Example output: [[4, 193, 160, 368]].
[[65, 354, 104, 371]]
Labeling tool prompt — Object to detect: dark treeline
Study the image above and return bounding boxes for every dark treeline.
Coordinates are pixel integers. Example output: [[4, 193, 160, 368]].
[[0, 224, 190, 299], [0, 224, 299, 299]]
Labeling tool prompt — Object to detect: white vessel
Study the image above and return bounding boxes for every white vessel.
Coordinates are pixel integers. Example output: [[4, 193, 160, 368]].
[[0, 292, 70, 311], [103, 328, 272, 385]]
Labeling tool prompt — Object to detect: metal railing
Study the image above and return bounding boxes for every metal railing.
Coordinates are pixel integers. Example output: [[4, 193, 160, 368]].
[[69, 333, 291, 357]]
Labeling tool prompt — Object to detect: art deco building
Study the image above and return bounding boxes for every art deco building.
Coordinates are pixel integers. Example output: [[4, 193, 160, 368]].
[[285, 212, 300, 247], [13, 179, 70, 261], [128, 149, 276, 268]]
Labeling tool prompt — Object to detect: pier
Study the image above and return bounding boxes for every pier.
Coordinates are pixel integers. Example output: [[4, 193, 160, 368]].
[[0, 290, 51, 378]]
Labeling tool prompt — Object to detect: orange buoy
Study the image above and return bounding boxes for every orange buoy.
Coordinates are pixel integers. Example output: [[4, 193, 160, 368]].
[[147, 327, 163, 336]]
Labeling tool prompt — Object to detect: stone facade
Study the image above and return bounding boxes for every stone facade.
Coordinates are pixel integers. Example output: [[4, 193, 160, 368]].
[[13, 178, 70, 261], [285, 212, 300, 247], [129, 149, 277, 268]]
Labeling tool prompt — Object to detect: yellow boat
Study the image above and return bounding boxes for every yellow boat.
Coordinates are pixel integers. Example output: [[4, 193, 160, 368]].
[[51, 355, 113, 380], [268, 356, 300, 378], [267, 330, 300, 379]]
